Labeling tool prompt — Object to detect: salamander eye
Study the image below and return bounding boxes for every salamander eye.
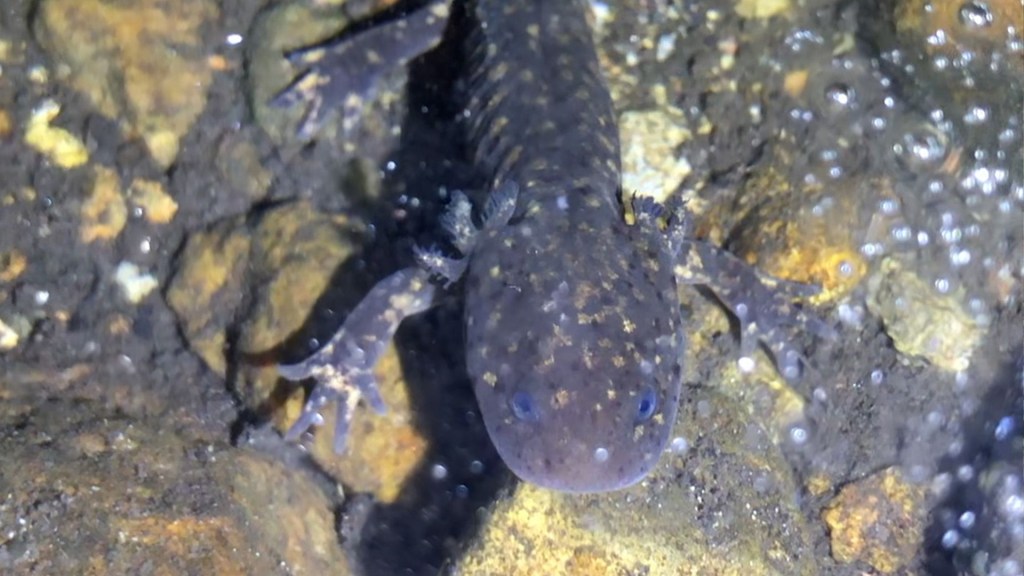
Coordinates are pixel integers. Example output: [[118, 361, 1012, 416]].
[[510, 391, 539, 422], [635, 387, 658, 423]]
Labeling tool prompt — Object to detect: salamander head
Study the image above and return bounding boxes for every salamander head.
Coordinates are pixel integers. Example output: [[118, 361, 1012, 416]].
[[464, 221, 682, 492]]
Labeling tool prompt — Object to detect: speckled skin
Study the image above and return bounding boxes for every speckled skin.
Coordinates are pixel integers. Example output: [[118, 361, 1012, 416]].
[[276, 0, 829, 493], [452, 0, 683, 492]]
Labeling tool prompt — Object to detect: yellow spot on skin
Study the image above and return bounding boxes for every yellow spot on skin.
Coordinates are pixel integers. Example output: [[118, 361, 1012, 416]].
[[612, 355, 625, 368], [552, 324, 572, 347], [552, 389, 570, 409], [598, 338, 612, 349], [606, 388, 617, 400], [489, 61, 510, 82], [623, 317, 636, 334], [488, 116, 509, 140], [483, 372, 497, 387], [504, 145, 522, 167], [489, 265, 501, 278], [486, 312, 502, 330], [526, 23, 539, 38]]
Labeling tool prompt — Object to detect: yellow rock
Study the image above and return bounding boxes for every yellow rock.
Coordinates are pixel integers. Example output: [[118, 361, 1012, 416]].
[[166, 218, 252, 377], [24, 99, 89, 168], [34, 0, 218, 168], [868, 257, 983, 371], [0, 317, 18, 350], [620, 107, 693, 205], [129, 178, 178, 224], [0, 250, 27, 283], [822, 467, 927, 573], [0, 108, 12, 138], [735, 0, 792, 19], [80, 165, 127, 243]]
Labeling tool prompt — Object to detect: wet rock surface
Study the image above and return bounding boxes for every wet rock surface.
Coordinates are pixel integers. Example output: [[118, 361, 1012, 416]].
[[0, 0, 1020, 574]]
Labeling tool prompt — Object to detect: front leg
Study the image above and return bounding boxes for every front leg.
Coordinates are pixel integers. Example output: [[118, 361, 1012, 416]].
[[669, 216, 836, 380], [414, 181, 519, 285], [279, 267, 436, 453], [271, 0, 452, 139]]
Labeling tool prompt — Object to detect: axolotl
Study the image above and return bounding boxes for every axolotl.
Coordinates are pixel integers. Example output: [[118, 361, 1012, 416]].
[[275, 0, 831, 493]]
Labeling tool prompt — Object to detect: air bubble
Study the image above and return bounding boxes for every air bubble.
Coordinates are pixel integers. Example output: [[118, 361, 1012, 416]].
[[932, 472, 955, 496], [782, 363, 800, 381], [994, 416, 1015, 440], [963, 105, 990, 125], [893, 124, 948, 171], [824, 83, 856, 112], [431, 463, 449, 480], [593, 447, 610, 463], [861, 242, 883, 257], [670, 436, 690, 454], [928, 29, 949, 46], [958, 1, 994, 27], [1002, 492, 1024, 519], [941, 529, 960, 548], [879, 198, 900, 214], [940, 226, 963, 244], [738, 356, 756, 373], [948, 437, 964, 456], [838, 303, 865, 326], [957, 464, 975, 482], [950, 248, 971, 266], [789, 426, 809, 445], [870, 369, 885, 385], [892, 224, 913, 242], [958, 510, 976, 530]]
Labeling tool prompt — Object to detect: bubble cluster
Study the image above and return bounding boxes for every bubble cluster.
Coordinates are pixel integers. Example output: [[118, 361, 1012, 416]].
[[925, 367, 1022, 573]]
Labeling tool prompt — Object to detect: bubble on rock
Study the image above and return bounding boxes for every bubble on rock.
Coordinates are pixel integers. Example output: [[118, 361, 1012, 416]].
[[958, 1, 994, 28]]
